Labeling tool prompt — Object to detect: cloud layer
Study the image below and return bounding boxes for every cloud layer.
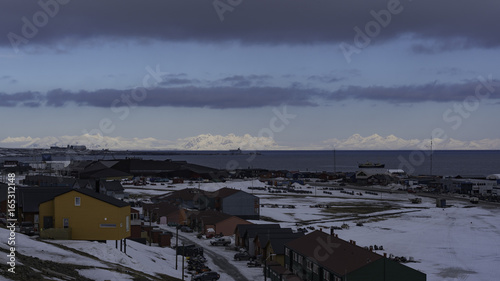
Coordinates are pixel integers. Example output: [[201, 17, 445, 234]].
[[2, 0, 499, 52], [2, 78, 499, 109]]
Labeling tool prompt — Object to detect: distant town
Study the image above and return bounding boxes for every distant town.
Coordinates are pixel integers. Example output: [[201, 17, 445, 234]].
[[1, 148, 499, 280]]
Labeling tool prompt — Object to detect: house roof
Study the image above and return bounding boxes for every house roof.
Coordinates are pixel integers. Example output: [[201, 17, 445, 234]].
[[285, 230, 383, 276], [87, 168, 132, 179], [18, 187, 73, 213], [188, 209, 235, 225], [23, 175, 76, 187], [143, 201, 182, 216], [40, 188, 130, 208], [101, 181, 124, 192], [261, 232, 305, 255], [235, 223, 281, 236], [212, 187, 241, 198], [158, 188, 208, 202]]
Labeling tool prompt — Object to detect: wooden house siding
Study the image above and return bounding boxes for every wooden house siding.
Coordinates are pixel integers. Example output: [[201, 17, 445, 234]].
[[39, 190, 130, 240]]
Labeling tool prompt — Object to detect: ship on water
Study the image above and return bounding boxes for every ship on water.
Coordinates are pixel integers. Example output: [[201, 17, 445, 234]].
[[358, 162, 385, 168]]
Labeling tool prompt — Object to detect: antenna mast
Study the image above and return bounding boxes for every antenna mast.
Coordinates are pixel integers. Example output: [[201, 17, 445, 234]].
[[430, 138, 433, 176], [333, 148, 337, 173]]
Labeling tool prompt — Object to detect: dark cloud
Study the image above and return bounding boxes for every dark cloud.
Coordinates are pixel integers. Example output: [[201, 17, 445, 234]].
[[328, 80, 500, 103], [307, 75, 344, 83], [1, 0, 499, 52], [4, 79, 500, 108], [159, 78, 198, 86], [43, 86, 321, 109], [0, 91, 42, 107]]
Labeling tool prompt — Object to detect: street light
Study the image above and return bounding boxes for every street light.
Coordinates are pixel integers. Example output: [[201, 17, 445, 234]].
[[264, 253, 277, 281], [149, 207, 159, 246]]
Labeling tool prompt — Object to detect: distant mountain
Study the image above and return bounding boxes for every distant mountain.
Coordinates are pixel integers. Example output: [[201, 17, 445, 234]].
[[1, 133, 499, 150], [0, 133, 282, 150], [323, 134, 500, 150]]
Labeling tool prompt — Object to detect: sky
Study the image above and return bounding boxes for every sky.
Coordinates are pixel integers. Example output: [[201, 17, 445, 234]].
[[1, 0, 500, 150]]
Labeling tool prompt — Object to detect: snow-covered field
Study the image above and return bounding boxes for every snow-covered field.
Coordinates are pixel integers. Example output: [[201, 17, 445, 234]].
[[129, 179, 500, 281], [1, 179, 499, 280]]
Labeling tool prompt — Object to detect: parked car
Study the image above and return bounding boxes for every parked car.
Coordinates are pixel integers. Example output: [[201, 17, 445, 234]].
[[191, 271, 220, 281], [0, 218, 7, 227], [20, 222, 35, 236], [210, 237, 231, 246], [234, 251, 255, 261], [181, 226, 193, 233], [247, 260, 261, 267]]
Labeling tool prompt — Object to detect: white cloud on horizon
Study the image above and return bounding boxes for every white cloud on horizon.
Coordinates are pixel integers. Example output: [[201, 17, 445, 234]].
[[2, 133, 500, 151]]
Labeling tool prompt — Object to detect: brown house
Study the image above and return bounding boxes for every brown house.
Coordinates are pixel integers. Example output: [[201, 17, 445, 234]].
[[143, 201, 187, 225], [188, 210, 251, 236]]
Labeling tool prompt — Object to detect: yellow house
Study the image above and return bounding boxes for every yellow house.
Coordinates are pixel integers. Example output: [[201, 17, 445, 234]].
[[39, 188, 130, 240]]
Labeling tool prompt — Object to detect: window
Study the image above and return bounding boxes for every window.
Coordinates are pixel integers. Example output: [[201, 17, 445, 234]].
[[74, 197, 81, 206], [293, 252, 297, 261], [126, 216, 130, 232], [99, 224, 117, 228], [298, 255, 303, 264], [285, 247, 290, 256], [323, 270, 330, 281], [334, 276, 341, 281], [313, 263, 318, 274]]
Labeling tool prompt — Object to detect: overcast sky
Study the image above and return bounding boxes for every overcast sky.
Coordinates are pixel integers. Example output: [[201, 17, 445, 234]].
[[1, 0, 499, 150]]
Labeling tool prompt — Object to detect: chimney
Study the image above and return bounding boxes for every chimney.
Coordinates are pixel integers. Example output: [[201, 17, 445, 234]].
[[353, 240, 356, 245], [383, 253, 387, 258], [330, 228, 334, 236]]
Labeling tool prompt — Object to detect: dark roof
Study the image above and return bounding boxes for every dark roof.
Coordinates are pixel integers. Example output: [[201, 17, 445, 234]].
[[16, 187, 73, 213], [143, 201, 182, 216], [286, 230, 383, 275], [235, 223, 281, 236], [247, 227, 289, 239], [267, 233, 305, 255], [212, 187, 241, 198], [159, 188, 207, 202], [41, 188, 129, 208], [101, 181, 124, 192], [87, 168, 132, 179], [188, 210, 234, 225], [23, 175, 76, 187]]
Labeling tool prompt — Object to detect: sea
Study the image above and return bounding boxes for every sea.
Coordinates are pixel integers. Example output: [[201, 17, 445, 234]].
[[11, 150, 499, 177]]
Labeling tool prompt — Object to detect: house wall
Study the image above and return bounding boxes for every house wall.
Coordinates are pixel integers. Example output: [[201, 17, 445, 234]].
[[39, 200, 55, 229], [40, 191, 130, 240], [265, 243, 285, 266], [222, 192, 259, 219]]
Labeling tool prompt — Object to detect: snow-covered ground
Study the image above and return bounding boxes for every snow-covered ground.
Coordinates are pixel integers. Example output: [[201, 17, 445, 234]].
[[127, 179, 500, 281], [1, 179, 499, 280]]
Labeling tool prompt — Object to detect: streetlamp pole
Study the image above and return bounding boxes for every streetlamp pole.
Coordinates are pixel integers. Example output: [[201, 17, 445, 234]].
[[175, 226, 179, 270], [265, 253, 276, 281]]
